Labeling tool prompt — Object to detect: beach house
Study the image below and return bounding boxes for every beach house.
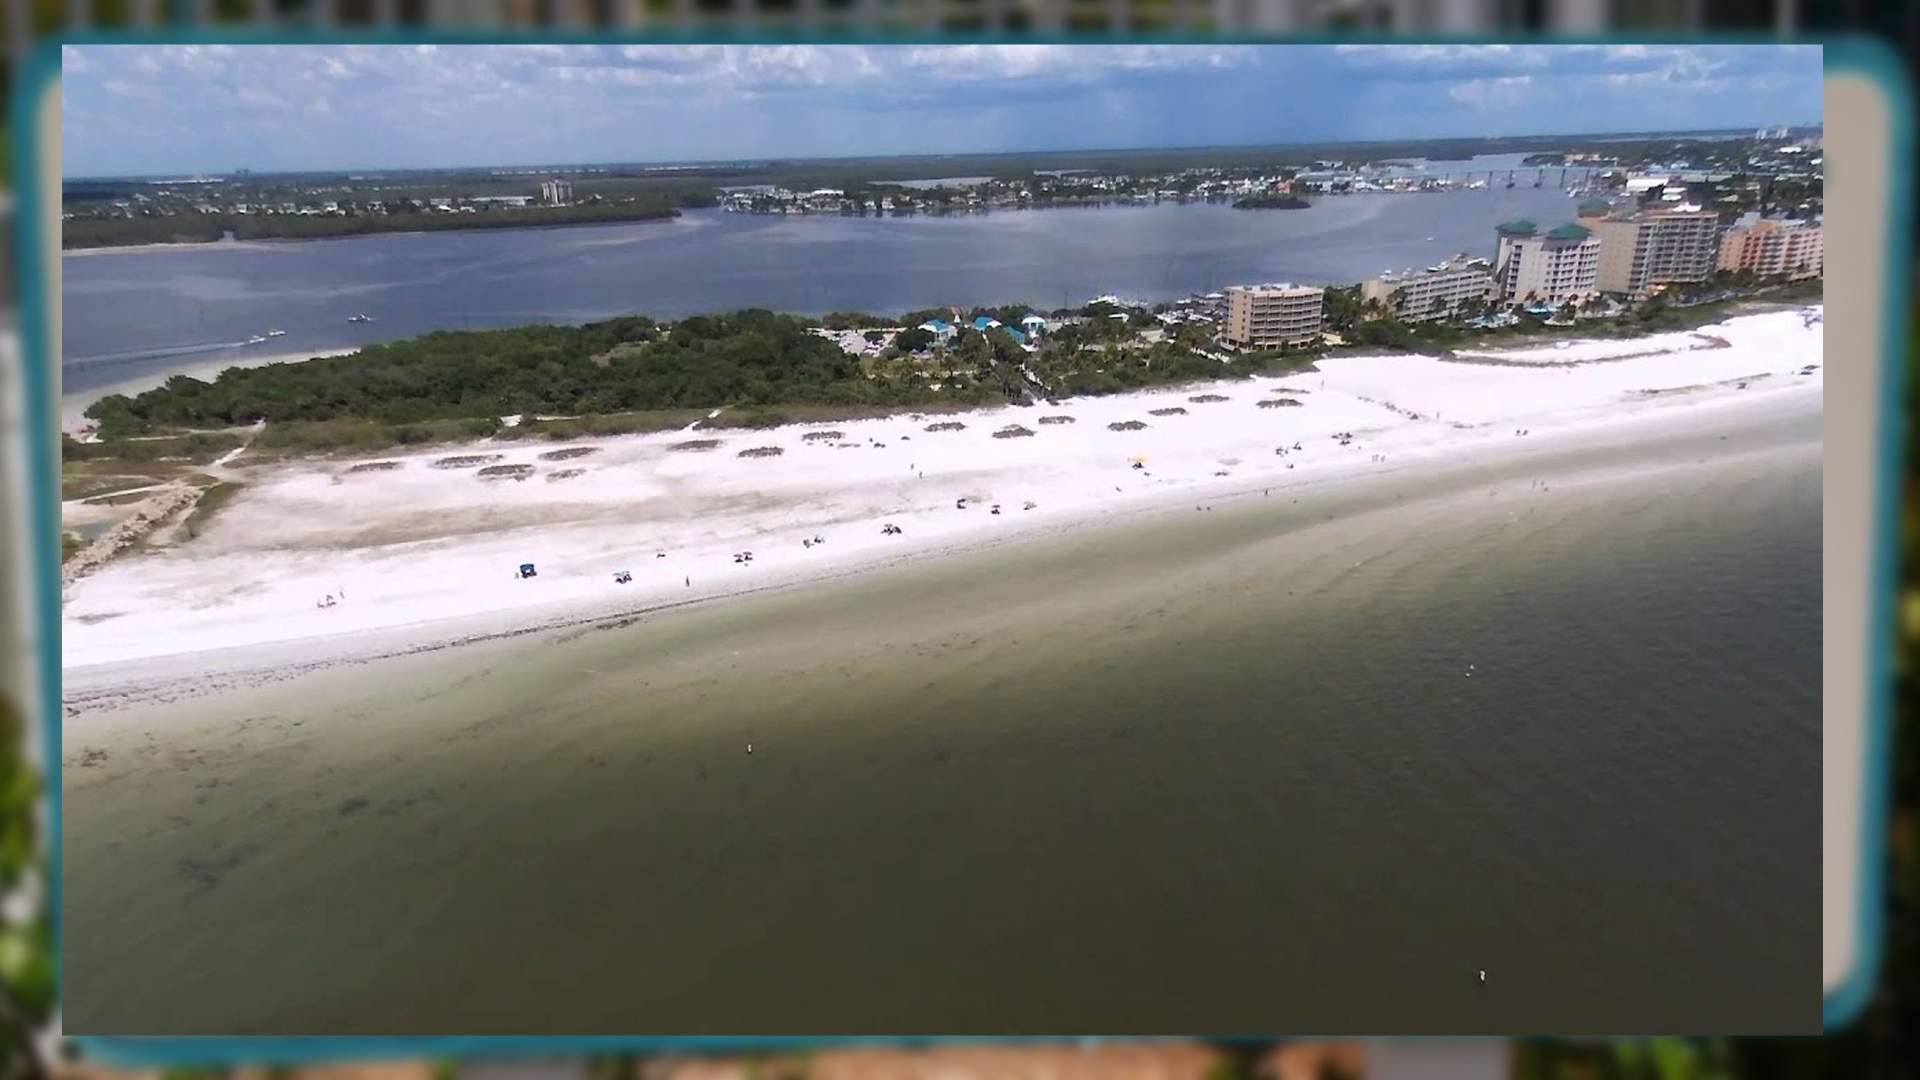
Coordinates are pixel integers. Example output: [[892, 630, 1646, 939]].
[[969, 314, 1030, 347]]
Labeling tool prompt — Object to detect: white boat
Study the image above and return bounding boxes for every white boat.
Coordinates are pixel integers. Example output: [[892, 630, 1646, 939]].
[[347, 313, 372, 323], [265, 329, 287, 338], [245, 335, 267, 344]]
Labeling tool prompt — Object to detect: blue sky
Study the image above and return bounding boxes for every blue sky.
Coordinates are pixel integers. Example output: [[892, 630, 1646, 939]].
[[60, 43, 1822, 177]]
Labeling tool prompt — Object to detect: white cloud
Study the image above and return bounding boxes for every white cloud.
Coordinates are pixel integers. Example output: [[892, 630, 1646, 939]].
[[1447, 75, 1534, 110]]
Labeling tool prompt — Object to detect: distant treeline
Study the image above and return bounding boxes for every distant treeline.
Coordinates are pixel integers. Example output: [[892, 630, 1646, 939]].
[[63, 214, 228, 248], [81, 310, 985, 440], [711, 131, 1757, 190], [63, 201, 683, 249]]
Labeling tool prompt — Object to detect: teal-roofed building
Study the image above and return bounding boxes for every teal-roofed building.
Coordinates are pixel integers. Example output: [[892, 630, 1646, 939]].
[[1493, 220, 1602, 306]]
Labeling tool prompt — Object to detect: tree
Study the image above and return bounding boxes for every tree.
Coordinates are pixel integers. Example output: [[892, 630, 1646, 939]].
[[1352, 319, 1413, 349], [956, 328, 993, 374], [1321, 285, 1366, 332]]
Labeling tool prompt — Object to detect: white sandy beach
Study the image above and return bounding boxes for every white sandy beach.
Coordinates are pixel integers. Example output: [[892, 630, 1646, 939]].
[[61, 307, 1823, 677]]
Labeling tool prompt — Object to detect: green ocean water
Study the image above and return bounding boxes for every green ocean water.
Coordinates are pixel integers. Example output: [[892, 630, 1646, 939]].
[[64, 408, 1821, 1035]]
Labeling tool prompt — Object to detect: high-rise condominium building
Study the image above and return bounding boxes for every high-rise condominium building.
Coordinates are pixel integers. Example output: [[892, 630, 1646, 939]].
[[1223, 283, 1326, 348], [1592, 205, 1721, 295], [1717, 214, 1824, 280]]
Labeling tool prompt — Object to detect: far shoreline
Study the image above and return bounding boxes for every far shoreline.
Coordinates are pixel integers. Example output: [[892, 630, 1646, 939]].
[[61, 209, 689, 256]]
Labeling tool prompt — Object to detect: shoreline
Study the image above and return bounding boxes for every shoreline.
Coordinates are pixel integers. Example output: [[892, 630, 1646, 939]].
[[61, 210, 688, 256], [61, 347, 360, 432], [62, 239, 241, 257], [63, 395, 1819, 722], [62, 305, 1823, 700]]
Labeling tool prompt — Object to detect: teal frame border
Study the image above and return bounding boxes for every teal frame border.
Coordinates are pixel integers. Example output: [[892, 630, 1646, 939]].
[[1818, 34, 1911, 1035], [11, 31, 1905, 1063]]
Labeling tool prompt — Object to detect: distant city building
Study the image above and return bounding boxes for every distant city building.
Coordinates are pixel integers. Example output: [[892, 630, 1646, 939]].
[[1223, 283, 1325, 348], [1592, 205, 1721, 295], [1360, 256, 1493, 323], [1717, 213, 1824, 280], [540, 178, 575, 206], [1492, 220, 1601, 306]]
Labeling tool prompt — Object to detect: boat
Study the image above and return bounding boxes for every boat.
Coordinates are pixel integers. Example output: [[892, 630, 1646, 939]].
[[245, 334, 267, 344], [265, 329, 287, 338], [347, 313, 372, 323]]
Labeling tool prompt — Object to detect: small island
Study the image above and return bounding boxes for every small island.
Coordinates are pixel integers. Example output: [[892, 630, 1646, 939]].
[[1231, 193, 1312, 210]]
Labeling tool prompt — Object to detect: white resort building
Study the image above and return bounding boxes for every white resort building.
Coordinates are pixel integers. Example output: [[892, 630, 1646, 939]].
[[1360, 256, 1494, 322]]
